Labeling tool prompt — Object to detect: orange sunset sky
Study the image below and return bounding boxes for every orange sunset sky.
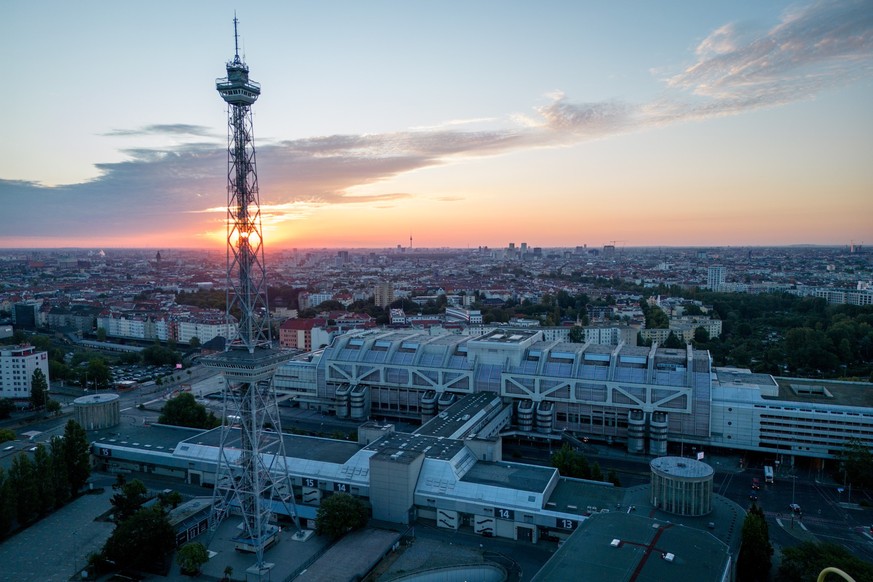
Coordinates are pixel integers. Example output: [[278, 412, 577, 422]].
[[2, 1, 872, 249]]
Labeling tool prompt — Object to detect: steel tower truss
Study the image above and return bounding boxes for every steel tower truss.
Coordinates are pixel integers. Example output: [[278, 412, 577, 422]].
[[206, 17, 298, 573]]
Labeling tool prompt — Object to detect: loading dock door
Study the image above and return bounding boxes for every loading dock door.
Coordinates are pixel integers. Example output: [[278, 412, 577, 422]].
[[516, 526, 533, 542]]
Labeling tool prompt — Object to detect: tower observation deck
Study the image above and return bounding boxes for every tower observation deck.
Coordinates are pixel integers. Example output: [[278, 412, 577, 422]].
[[205, 16, 298, 577]]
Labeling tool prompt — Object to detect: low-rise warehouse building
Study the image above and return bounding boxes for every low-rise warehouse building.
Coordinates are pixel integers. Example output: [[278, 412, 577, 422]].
[[91, 393, 621, 543]]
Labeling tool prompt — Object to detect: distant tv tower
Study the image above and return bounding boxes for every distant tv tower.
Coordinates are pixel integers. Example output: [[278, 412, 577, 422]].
[[205, 16, 298, 576]]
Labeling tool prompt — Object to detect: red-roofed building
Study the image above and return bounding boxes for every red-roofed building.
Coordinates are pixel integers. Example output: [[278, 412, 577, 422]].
[[279, 317, 329, 351]]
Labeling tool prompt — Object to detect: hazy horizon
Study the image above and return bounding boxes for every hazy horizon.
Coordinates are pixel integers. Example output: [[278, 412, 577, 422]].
[[0, 243, 865, 253]]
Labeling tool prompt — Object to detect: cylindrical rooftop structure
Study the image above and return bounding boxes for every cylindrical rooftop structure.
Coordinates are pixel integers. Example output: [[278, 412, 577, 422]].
[[73, 393, 121, 431], [650, 455, 714, 516]]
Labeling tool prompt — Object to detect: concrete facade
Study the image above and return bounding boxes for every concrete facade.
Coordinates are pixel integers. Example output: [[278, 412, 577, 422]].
[[73, 393, 121, 430], [273, 328, 873, 462], [0, 344, 50, 401]]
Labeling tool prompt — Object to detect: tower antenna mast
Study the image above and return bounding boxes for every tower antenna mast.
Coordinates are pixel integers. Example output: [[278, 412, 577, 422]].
[[233, 13, 241, 61], [205, 16, 298, 578]]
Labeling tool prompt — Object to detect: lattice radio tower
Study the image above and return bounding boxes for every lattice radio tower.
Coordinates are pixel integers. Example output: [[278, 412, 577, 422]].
[[205, 16, 298, 576]]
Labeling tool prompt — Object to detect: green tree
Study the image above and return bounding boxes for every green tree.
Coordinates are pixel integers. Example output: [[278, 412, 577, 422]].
[[30, 368, 48, 409], [0, 428, 15, 444], [49, 359, 71, 382], [567, 326, 584, 343], [662, 331, 684, 349], [778, 541, 873, 582], [189, 336, 201, 349], [45, 399, 62, 416], [607, 468, 622, 487], [0, 398, 15, 419], [693, 326, 710, 344], [0, 468, 15, 538], [175, 288, 227, 311], [837, 438, 873, 489], [96, 327, 107, 342], [8, 453, 38, 525], [589, 461, 604, 482], [102, 506, 176, 572], [159, 392, 219, 429], [33, 444, 55, 515], [550, 444, 591, 479], [315, 493, 368, 539], [176, 542, 209, 576], [49, 436, 70, 508], [142, 343, 180, 367], [158, 489, 183, 509], [85, 358, 112, 390], [737, 504, 773, 582], [642, 302, 669, 329], [110, 477, 148, 523], [63, 419, 91, 496], [684, 303, 704, 316]]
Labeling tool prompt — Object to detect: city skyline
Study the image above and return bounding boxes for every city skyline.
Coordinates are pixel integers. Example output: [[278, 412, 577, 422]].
[[2, 1, 872, 250]]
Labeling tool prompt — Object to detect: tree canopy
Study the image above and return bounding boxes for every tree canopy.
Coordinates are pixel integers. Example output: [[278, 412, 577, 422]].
[[737, 504, 773, 582], [159, 392, 219, 429], [550, 443, 590, 479], [547, 444, 621, 484], [315, 493, 368, 539], [639, 299, 669, 329], [176, 542, 209, 576], [62, 419, 91, 496], [0, 428, 15, 444], [8, 453, 38, 525], [102, 506, 176, 573], [33, 444, 55, 516], [142, 343, 181, 367], [30, 369, 48, 409], [778, 541, 873, 582], [49, 436, 70, 508], [568, 326, 584, 343], [110, 476, 148, 523], [662, 331, 684, 349], [78, 358, 112, 390], [837, 438, 873, 489], [0, 399, 14, 419], [45, 399, 62, 415], [0, 468, 14, 538]]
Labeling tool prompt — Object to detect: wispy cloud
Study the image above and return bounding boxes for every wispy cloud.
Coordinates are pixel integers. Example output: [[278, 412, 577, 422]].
[[409, 117, 498, 131], [1, 0, 870, 245], [666, 0, 873, 106], [102, 124, 217, 138]]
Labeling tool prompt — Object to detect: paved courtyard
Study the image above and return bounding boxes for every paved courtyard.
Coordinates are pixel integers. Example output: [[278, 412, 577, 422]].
[[0, 489, 115, 582]]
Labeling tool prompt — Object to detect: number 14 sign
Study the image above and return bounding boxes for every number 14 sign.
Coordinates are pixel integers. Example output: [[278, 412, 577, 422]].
[[494, 507, 514, 520]]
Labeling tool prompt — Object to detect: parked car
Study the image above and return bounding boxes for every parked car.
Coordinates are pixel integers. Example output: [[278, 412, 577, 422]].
[[751, 477, 760, 490]]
